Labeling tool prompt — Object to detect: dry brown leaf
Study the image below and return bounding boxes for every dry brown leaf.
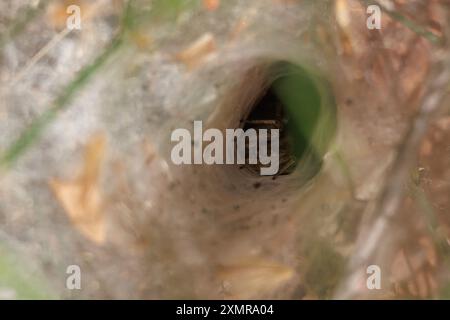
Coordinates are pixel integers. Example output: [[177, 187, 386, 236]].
[[176, 33, 216, 70], [390, 249, 412, 282], [130, 30, 153, 50], [203, 0, 220, 12], [217, 257, 294, 299], [335, 0, 353, 54], [50, 134, 107, 244], [229, 18, 249, 41], [47, 0, 102, 30], [419, 236, 437, 267], [420, 139, 432, 157]]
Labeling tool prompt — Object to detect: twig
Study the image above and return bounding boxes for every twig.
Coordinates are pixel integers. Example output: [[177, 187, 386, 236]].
[[0, 35, 124, 168], [0, 0, 50, 51], [0, 1, 135, 168], [3, 28, 71, 90], [2, 0, 110, 91], [360, 0, 444, 45], [334, 56, 450, 299]]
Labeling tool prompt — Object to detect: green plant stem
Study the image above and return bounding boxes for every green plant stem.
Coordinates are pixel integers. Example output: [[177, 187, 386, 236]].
[[0, 35, 124, 168]]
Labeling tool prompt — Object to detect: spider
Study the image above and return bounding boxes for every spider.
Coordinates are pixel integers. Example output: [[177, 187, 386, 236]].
[[240, 87, 298, 177]]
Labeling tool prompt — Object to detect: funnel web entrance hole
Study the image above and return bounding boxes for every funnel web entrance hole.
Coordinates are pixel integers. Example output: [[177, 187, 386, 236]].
[[239, 61, 336, 180]]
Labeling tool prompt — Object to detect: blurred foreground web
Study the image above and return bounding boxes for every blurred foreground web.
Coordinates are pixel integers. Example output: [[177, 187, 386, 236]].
[[0, 0, 449, 299]]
